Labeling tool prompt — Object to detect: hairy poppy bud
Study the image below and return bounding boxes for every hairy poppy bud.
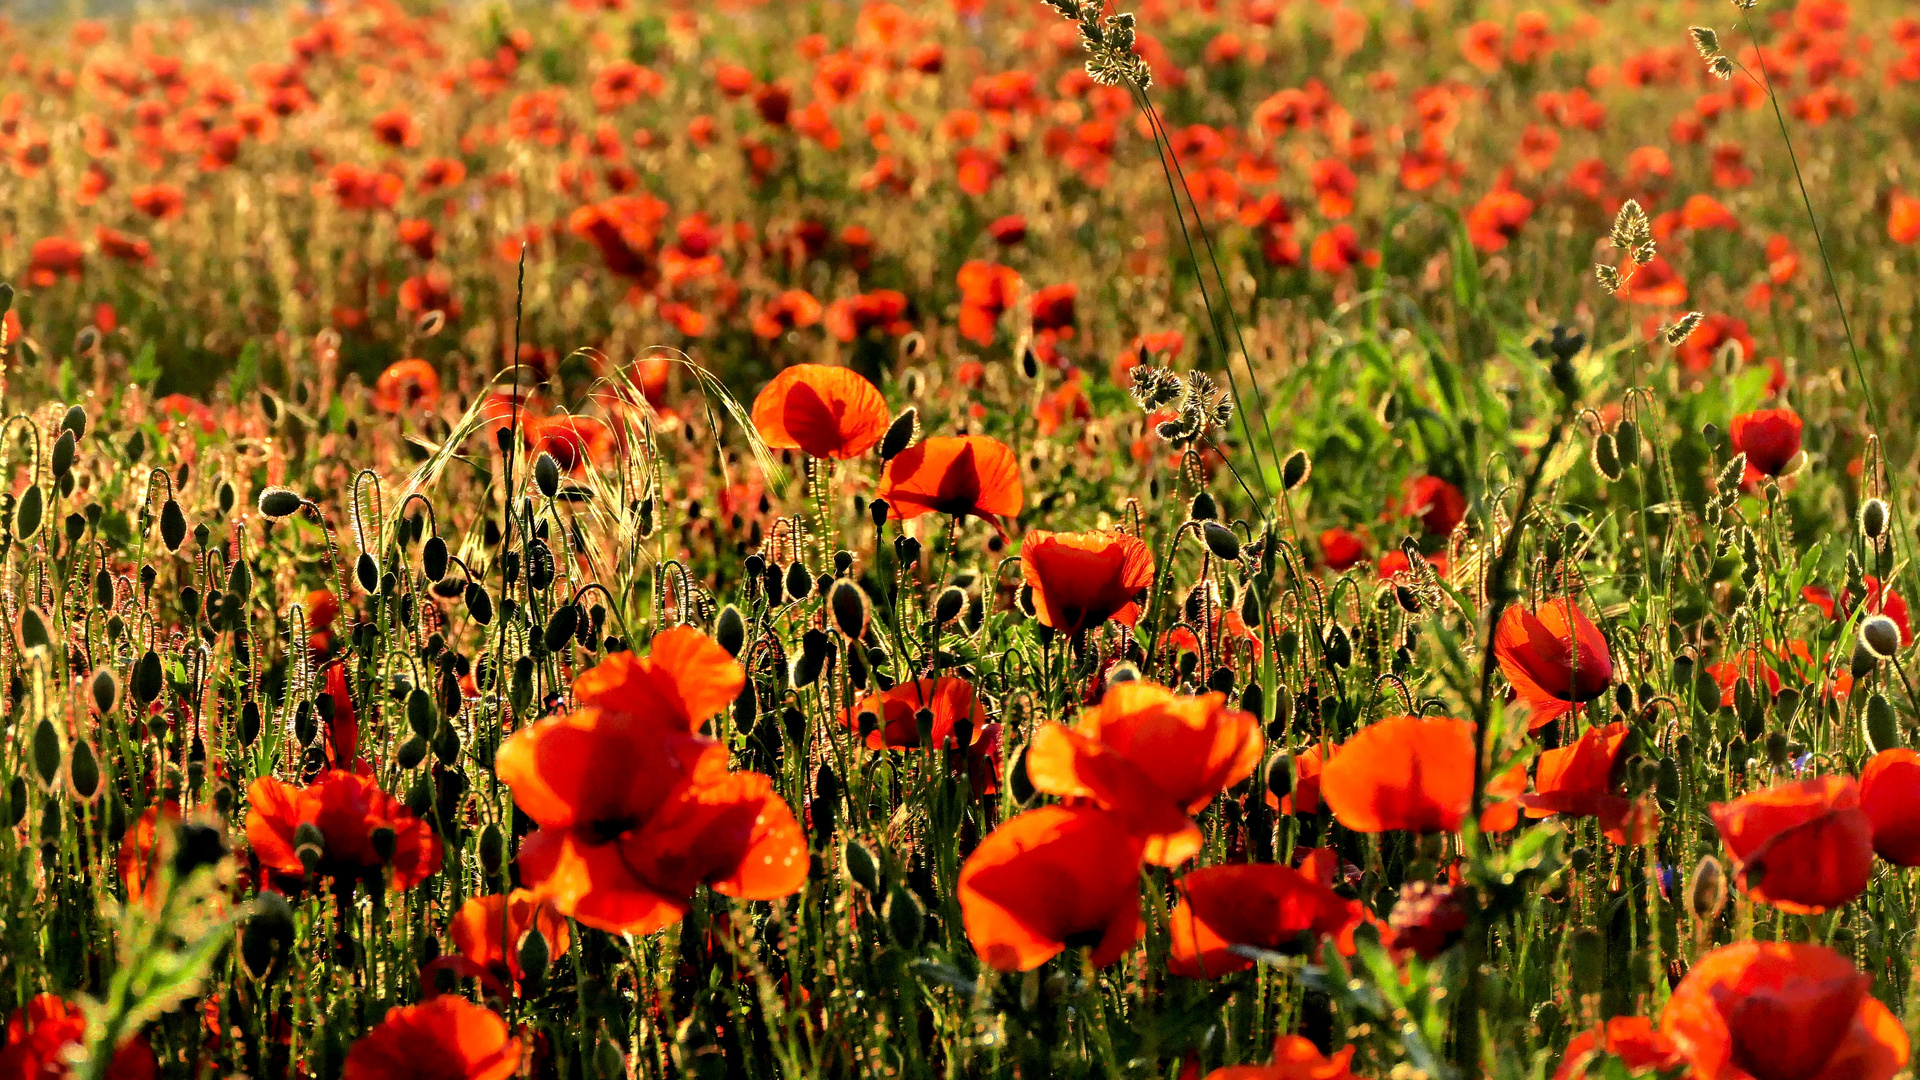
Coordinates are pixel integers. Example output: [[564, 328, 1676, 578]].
[[1202, 521, 1242, 561], [534, 452, 560, 498], [1863, 615, 1902, 659], [933, 585, 965, 625], [1189, 492, 1217, 522], [257, 487, 303, 518], [715, 605, 747, 657], [844, 839, 881, 893], [1861, 498, 1889, 541], [829, 580, 869, 640], [517, 924, 550, 989], [1281, 449, 1311, 492], [880, 408, 917, 461]]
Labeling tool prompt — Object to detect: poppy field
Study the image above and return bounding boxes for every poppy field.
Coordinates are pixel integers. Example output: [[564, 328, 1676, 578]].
[[8, 0, 1920, 1075]]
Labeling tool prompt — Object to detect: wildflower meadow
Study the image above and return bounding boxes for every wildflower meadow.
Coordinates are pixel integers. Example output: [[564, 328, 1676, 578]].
[[4, 0, 1920, 1075]]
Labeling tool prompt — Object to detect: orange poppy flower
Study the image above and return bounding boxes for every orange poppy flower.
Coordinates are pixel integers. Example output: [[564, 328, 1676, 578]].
[[1805, 575, 1912, 646], [1710, 775, 1872, 914], [1515, 721, 1654, 843], [1860, 749, 1920, 866], [1729, 408, 1803, 480], [1493, 599, 1613, 728], [498, 632, 805, 934], [842, 676, 987, 750], [1552, 1017, 1684, 1080], [0, 994, 156, 1080], [342, 997, 522, 1080], [1020, 530, 1154, 635], [1025, 681, 1261, 865], [245, 770, 442, 890], [957, 804, 1142, 972], [1318, 716, 1475, 834], [524, 413, 612, 473], [749, 364, 890, 460], [876, 435, 1023, 526], [1202, 1036, 1358, 1080], [1661, 941, 1908, 1080], [1167, 864, 1363, 978], [1319, 528, 1366, 571], [448, 890, 572, 991], [569, 625, 742, 731]]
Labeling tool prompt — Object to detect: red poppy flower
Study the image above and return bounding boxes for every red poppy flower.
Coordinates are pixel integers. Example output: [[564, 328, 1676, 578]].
[[1399, 474, 1466, 537], [1729, 408, 1803, 479], [373, 359, 441, 413], [1674, 313, 1755, 373], [448, 890, 572, 991], [1167, 864, 1363, 978], [1553, 1017, 1684, 1080], [957, 804, 1142, 972], [1319, 715, 1475, 834], [1201, 1036, 1358, 1080], [956, 260, 1020, 345], [987, 214, 1027, 244], [1890, 193, 1920, 245], [1493, 599, 1613, 727], [750, 364, 890, 460], [823, 290, 911, 341], [1804, 575, 1911, 646], [1020, 530, 1154, 635], [27, 237, 84, 286], [0, 994, 156, 1080], [1027, 681, 1262, 861], [1860, 749, 1920, 866], [342, 997, 522, 1080], [876, 435, 1023, 526], [524, 413, 612, 473], [1029, 283, 1077, 332], [397, 218, 437, 260], [246, 770, 441, 890], [1466, 187, 1534, 252], [1318, 528, 1366, 571], [130, 182, 185, 219], [842, 676, 987, 750], [498, 632, 805, 934], [324, 661, 359, 766], [1710, 775, 1872, 914], [117, 801, 182, 908], [752, 289, 824, 338], [1661, 941, 1908, 1080]]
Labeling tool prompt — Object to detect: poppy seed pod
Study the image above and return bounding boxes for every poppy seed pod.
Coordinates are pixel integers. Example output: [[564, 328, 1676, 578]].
[[1863, 615, 1902, 659]]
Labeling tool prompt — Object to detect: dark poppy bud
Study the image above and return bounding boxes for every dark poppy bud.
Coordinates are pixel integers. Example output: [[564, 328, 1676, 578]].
[[1189, 492, 1217, 522], [257, 487, 303, 518], [1615, 419, 1640, 466], [715, 605, 747, 656], [172, 821, 228, 879], [1264, 753, 1292, 800], [842, 839, 882, 893], [293, 822, 326, 873], [834, 550, 854, 575], [1281, 449, 1311, 492], [242, 890, 296, 980], [1867, 692, 1901, 753], [1861, 498, 1889, 541], [884, 884, 924, 949], [517, 925, 550, 988], [534, 452, 560, 498], [787, 561, 812, 601], [869, 499, 890, 528], [894, 535, 920, 567], [933, 586, 965, 625], [881, 408, 918, 461], [1020, 345, 1039, 379], [830, 580, 869, 640]]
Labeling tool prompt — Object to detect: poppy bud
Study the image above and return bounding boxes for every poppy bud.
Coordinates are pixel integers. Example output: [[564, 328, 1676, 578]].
[[1863, 615, 1902, 659], [1020, 344, 1039, 379], [294, 822, 326, 873], [517, 924, 550, 989], [1615, 419, 1639, 466], [880, 408, 917, 461], [1866, 693, 1901, 753], [1281, 449, 1311, 492], [829, 581, 869, 640], [242, 890, 296, 980], [1850, 638, 1879, 678], [1202, 522, 1242, 561], [422, 535, 449, 581], [1264, 753, 1293, 801], [1322, 624, 1351, 670], [869, 498, 890, 528], [592, 1030, 627, 1080], [1861, 498, 1889, 541], [397, 735, 428, 770], [257, 487, 303, 518], [1189, 492, 1217, 522], [844, 839, 881, 893], [1689, 855, 1727, 921], [715, 605, 747, 657], [884, 884, 924, 949], [1591, 433, 1622, 481], [478, 822, 505, 877]]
